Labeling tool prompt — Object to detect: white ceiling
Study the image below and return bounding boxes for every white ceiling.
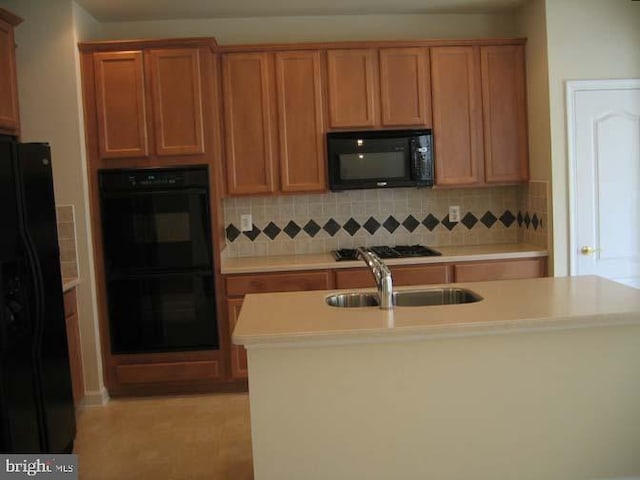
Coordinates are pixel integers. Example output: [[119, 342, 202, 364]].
[[74, 0, 528, 22]]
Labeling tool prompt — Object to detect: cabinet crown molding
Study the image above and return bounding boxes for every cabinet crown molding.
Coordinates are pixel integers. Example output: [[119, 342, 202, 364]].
[[0, 8, 23, 26], [78, 37, 218, 53]]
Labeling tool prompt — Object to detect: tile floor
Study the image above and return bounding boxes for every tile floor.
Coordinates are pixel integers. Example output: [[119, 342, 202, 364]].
[[73, 393, 253, 479]]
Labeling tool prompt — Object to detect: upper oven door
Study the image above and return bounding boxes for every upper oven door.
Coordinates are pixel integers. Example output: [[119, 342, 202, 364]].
[[99, 170, 212, 273]]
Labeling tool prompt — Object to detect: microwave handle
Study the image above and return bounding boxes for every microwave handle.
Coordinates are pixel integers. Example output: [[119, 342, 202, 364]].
[[410, 137, 432, 183]]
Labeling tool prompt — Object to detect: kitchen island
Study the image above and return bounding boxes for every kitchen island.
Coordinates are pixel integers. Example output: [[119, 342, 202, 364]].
[[233, 276, 640, 479]]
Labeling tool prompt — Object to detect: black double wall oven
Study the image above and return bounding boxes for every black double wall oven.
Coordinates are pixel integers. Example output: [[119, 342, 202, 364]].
[[98, 166, 218, 354]]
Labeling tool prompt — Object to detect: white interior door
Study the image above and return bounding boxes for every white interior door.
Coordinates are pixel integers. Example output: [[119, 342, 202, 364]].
[[568, 79, 640, 288]]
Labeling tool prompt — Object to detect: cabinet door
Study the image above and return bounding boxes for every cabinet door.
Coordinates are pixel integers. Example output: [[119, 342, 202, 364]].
[[148, 48, 205, 156], [326, 49, 377, 128], [0, 17, 20, 134], [454, 258, 546, 282], [93, 51, 149, 159], [379, 47, 431, 127], [480, 45, 529, 183], [275, 51, 326, 193], [227, 298, 247, 379], [225, 270, 332, 297], [431, 47, 483, 186], [222, 53, 277, 195]]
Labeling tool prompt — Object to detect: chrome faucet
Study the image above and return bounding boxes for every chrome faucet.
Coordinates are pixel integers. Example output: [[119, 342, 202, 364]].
[[356, 247, 393, 310]]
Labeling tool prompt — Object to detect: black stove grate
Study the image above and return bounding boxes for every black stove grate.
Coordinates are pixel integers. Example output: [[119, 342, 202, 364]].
[[331, 245, 441, 261]]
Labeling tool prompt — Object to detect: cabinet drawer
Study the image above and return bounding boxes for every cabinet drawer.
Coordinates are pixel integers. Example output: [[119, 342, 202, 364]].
[[225, 270, 332, 297], [116, 360, 220, 385], [454, 258, 545, 283], [335, 264, 451, 289], [63, 289, 77, 317]]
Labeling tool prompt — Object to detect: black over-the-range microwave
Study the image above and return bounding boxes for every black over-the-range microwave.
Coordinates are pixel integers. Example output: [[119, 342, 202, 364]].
[[327, 129, 434, 191]]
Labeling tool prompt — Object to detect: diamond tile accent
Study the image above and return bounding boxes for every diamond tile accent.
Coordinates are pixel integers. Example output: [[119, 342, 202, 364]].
[[499, 210, 516, 228], [303, 220, 321, 237], [283, 221, 301, 239], [517, 211, 524, 227], [363, 217, 381, 235], [524, 212, 531, 228], [441, 214, 457, 231], [343, 218, 361, 236], [402, 215, 420, 232], [225, 224, 241, 242], [382, 216, 400, 233], [243, 225, 261, 241], [262, 222, 281, 240], [480, 211, 497, 229], [422, 214, 439, 231], [461, 212, 478, 230], [531, 214, 539, 230], [323, 219, 341, 237]]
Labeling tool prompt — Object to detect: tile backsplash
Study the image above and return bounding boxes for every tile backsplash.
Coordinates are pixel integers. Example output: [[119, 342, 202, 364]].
[[223, 185, 548, 258], [56, 205, 79, 278], [518, 180, 549, 249]]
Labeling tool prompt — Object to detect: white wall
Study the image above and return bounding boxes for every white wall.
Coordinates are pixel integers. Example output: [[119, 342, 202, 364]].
[[83, 12, 518, 43], [545, 0, 640, 276], [0, 0, 107, 404], [515, 0, 554, 271]]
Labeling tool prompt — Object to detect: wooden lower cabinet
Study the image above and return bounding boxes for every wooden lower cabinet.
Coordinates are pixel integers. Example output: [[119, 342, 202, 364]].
[[335, 264, 451, 289], [63, 289, 85, 405], [224, 269, 333, 380], [454, 258, 546, 283], [222, 259, 545, 381], [227, 298, 248, 379], [108, 351, 224, 395]]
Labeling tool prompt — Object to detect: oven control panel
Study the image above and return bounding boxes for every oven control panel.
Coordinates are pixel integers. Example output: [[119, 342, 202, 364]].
[[99, 166, 209, 191]]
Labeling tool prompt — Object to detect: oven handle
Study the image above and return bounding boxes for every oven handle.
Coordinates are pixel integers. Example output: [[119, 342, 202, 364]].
[[100, 187, 208, 198]]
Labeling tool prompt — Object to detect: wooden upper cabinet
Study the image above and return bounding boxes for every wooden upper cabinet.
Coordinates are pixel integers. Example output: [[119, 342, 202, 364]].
[[93, 51, 149, 159], [222, 52, 276, 195], [0, 9, 22, 135], [430, 46, 484, 186], [91, 46, 209, 162], [222, 50, 327, 195], [275, 51, 325, 193], [379, 47, 431, 128], [148, 48, 205, 156], [326, 49, 377, 128], [480, 45, 528, 183]]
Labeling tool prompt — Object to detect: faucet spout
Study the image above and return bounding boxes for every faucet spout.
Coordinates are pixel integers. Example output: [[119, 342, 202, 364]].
[[356, 247, 393, 310]]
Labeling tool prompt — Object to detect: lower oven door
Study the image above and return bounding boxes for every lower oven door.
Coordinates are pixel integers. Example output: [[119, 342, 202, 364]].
[[106, 272, 218, 354]]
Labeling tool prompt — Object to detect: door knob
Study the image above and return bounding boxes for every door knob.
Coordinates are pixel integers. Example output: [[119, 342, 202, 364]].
[[581, 245, 600, 255]]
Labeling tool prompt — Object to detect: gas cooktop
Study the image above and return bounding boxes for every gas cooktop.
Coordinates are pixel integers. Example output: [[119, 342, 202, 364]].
[[331, 245, 442, 262]]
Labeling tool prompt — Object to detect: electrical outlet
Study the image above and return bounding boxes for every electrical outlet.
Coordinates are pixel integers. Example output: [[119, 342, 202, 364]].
[[240, 214, 253, 232], [449, 205, 461, 223]]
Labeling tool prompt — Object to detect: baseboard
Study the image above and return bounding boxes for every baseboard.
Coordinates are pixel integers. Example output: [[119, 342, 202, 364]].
[[77, 387, 110, 407]]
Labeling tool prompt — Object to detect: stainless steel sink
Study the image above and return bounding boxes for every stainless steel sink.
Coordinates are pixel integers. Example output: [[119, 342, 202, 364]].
[[326, 288, 482, 308], [325, 292, 380, 307], [392, 288, 482, 307]]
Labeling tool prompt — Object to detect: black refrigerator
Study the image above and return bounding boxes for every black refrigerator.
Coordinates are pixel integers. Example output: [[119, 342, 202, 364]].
[[0, 135, 76, 453]]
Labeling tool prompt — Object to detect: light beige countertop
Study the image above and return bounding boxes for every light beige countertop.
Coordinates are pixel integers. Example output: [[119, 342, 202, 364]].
[[62, 277, 80, 293], [233, 275, 640, 348], [222, 242, 548, 275]]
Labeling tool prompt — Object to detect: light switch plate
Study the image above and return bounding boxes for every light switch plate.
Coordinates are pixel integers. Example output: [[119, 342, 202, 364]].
[[240, 214, 253, 232]]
